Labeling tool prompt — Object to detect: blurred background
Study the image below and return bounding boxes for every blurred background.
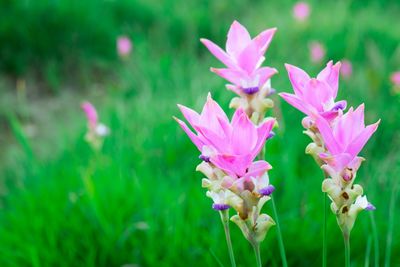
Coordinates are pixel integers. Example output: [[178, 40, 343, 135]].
[[0, 0, 399, 266]]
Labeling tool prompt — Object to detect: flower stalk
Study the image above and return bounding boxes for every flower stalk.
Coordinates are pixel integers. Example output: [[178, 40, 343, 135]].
[[271, 195, 288, 267], [219, 210, 237, 267], [343, 230, 351, 267]]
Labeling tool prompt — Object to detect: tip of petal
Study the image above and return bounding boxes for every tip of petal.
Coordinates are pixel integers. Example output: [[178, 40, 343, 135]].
[[284, 63, 294, 70]]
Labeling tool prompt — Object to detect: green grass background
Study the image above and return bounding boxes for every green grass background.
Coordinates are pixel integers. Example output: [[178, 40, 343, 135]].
[[0, 0, 399, 266]]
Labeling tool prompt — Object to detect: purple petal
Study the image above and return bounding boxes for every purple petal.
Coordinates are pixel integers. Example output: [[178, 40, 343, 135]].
[[242, 86, 259, 95], [366, 203, 376, 211], [259, 185, 275, 196], [212, 203, 230, 211]]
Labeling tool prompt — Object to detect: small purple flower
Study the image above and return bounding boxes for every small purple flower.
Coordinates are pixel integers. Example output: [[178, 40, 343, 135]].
[[366, 202, 376, 211], [199, 154, 211, 162], [242, 86, 259, 95], [331, 101, 346, 112], [266, 88, 277, 97], [212, 203, 230, 211], [259, 185, 275, 196]]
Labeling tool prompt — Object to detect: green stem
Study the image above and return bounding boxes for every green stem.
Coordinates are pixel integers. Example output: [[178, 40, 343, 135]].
[[364, 236, 372, 267], [343, 231, 351, 267], [322, 193, 327, 267], [251, 242, 262, 267], [219, 210, 237, 267], [271, 195, 288, 267], [385, 183, 398, 267], [369, 212, 380, 267]]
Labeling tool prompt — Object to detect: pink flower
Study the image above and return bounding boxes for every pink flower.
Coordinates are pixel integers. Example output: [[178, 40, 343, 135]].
[[309, 41, 325, 63], [174, 93, 275, 178], [293, 2, 310, 21], [201, 21, 277, 95], [341, 60, 353, 78], [390, 71, 400, 86], [279, 61, 347, 120], [81, 101, 98, 130], [315, 104, 380, 173], [117, 36, 132, 57]]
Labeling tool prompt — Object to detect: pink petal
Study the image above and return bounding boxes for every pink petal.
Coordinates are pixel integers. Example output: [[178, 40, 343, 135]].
[[200, 93, 229, 135], [174, 117, 205, 151], [316, 61, 341, 98], [200, 38, 236, 69], [279, 93, 311, 115], [256, 67, 278, 86], [237, 39, 263, 73], [252, 118, 275, 158], [302, 79, 333, 112], [319, 152, 353, 172], [211, 68, 244, 86], [226, 20, 252, 58], [195, 124, 229, 152], [315, 115, 342, 154], [211, 153, 253, 177], [231, 111, 258, 154], [346, 120, 380, 158], [351, 104, 366, 135], [177, 104, 200, 128], [243, 160, 272, 179], [285, 64, 311, 96], [253, 28, 277, 55]]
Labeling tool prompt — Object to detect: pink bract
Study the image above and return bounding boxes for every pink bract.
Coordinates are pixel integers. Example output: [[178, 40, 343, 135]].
[[201, 21, 277, 95], [279, 61, 346, 120], [315, 104, 380, 172], [174, 93, 275, 178]]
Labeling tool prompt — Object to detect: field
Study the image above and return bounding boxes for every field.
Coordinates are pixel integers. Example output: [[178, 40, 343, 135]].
[[0, 0, 399, 266]]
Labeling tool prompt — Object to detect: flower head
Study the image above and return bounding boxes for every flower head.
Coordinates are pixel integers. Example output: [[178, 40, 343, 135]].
[[309, 41, 325, 63], [279, 61, 346, 121], [315, 104, 380, 173], [174, 93, 275, 178], [390, 71, 400, 86], [81, 101, 98, 130], [117, 36, 132, 57], [81, 101, 109, 149], [293, 2, 311, 21], [201, 21, 277, 95], [340, 59, 353, 78]]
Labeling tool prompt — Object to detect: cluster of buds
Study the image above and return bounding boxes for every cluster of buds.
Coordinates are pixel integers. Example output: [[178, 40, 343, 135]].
[[201, 21, 278, 122], [279, 61, 380, 235], [175, 94, 277, 244], [81, 101, 109, 150]]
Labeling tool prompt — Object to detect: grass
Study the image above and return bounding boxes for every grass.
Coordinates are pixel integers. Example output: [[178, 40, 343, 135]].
[[0, 0, 400, 266]]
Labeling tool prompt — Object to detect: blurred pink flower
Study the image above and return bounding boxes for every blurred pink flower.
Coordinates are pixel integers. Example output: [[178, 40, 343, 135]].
[[315, 104, 380, 173], [309, 41, 325, 63], [293, 2, 311, 21], [81, 101, 98, 130], [279, 61, 346, 121], [201, 20, 277, 95], [340, 59, 353, 78], [390, 71, 400, 86], [174, 93, 275, 178], [117, 36, 132, 57]]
